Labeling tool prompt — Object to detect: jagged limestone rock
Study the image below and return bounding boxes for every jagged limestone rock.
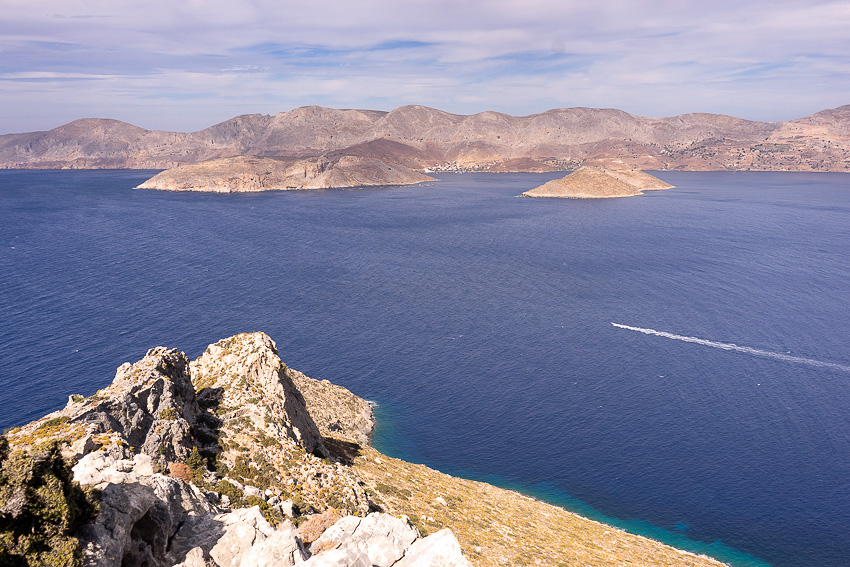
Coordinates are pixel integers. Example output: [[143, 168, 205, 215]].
[[167, 506, 306, 567], [189, 333, 371, 516], [5, 333, 476, 567], [190, 333, 325, 456], [72, 452, 218, 567], [307, 513, 419, 567], [394, 529, 473, 567], [6, 347, 206, 467], [301, 543, 371, 567]]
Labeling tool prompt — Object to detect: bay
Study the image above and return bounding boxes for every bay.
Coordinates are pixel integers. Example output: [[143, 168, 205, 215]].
[[1, 169, 849, 567]]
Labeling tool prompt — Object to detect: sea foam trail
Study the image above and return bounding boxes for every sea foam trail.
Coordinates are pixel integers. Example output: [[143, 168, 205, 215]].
[[612, 323, 850, 373]]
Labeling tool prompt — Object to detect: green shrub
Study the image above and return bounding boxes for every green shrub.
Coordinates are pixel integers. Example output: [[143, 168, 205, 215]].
[[215, 480, 243, 508], [37, 417, 69, 431], [157, 408, 177, 421], [184, 447, 205, 471], [0, 437, 99, 567], [375, 482, 411, 500]]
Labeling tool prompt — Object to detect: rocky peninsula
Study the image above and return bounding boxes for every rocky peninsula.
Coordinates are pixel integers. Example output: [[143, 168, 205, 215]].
[[521, 166, 674, 198], [136, 154, 435, 192], [0, 332, 728, 567]]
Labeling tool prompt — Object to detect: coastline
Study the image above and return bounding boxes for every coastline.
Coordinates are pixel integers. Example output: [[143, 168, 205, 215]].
[[369, 402, 767, 567]]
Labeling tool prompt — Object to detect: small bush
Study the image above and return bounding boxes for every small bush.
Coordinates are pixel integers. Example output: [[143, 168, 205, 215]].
[[0, 437, 99, 567], [37, 417, 69, 431], [184, 447, 205, 471], [215, 480, 243, 508], [158, 408, 177, 421], [375, 482, 411, 500], [168, 463, 192, 483]]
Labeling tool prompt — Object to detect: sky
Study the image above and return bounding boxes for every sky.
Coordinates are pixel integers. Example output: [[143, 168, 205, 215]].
[[1, 0, 849, 134]]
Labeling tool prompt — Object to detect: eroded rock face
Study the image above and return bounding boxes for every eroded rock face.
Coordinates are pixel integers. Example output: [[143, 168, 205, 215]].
[[190, 333, 371, 516], [72, 452, 219, 567], [6, 333, 475, 567], [6, 347, 206, 465], [191, 332, 325, 457]]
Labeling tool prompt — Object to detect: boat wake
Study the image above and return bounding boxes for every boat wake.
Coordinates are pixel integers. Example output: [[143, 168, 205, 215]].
[[612, 323, 850, 373]]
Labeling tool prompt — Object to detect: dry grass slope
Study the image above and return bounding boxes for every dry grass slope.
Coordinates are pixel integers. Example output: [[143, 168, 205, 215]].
[[353, 447, 726, 567]]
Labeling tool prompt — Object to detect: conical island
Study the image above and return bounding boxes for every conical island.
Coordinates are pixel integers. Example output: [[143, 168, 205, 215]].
[[521, 166, 674, 198]]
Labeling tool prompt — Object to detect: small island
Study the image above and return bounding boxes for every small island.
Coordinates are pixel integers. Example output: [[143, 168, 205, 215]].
[[136, 154, 435, 192], [521, 166, 674, 199]]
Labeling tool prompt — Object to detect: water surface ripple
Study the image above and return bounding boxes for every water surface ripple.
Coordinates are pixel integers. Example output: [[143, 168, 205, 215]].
[[1, 170, 849, 567]]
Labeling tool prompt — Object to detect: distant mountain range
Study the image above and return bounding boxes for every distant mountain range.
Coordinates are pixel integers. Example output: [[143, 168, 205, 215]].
[[1, 104, 849, 172]]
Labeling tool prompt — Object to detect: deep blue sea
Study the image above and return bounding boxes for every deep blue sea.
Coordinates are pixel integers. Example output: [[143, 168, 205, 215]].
[[1, 170, 849, 567]]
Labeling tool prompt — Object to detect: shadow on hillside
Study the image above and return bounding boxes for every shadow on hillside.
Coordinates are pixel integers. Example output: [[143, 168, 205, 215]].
[[321, 437, 361, 466]]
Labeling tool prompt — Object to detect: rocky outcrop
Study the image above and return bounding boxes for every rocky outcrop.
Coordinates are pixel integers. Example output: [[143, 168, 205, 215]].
[[71, 452, 219, 567], [521, 166, 674, 199], [190, 332, 325, 456], [5, 347, 208, 466], [288, 369, 374, 446], [135, 154, 435, 192], [0, 331, 473, 567], [307, 513, 418, 565], [68, 450, 469, 567], [188, 333, 371, 516]]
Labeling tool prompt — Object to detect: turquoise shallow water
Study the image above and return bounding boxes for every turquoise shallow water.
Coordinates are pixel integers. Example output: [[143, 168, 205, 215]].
[[1, 170, 849, 567]]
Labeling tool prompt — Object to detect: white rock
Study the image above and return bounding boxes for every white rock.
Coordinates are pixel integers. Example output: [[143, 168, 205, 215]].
[[243, 485, 265, 500], [209, 507, 276, 567], [238, 524, 306, 567], [395, 529, 472, 567], [278, 499, 295, 517], [171, 546, 206, 567], [309, 513, 418, 567], [302, 541, 371, 567]]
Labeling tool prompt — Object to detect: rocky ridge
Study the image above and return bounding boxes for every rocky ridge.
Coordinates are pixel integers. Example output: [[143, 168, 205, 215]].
[[1, 332, 729, 567], [136, 154, 435, 192], [521, 166, 674, 198], [2, 104, 849, 172]]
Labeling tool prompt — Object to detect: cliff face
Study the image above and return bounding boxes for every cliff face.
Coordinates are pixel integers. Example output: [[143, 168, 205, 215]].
[[1, 332, 729, 567], [2, 104, 849, 172]]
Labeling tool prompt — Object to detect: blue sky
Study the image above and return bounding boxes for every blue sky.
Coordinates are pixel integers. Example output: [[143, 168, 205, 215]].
[[1, 0, 848, 133]]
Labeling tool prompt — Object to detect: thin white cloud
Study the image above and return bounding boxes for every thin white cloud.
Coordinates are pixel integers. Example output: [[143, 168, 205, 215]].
[[0, 0, 847, 132]]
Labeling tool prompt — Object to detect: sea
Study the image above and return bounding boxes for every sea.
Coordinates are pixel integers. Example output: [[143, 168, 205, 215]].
[[1, 169, 848, 567]]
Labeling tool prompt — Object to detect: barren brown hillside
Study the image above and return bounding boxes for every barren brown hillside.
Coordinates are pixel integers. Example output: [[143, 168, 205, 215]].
[[1, 104, 848, 171]]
